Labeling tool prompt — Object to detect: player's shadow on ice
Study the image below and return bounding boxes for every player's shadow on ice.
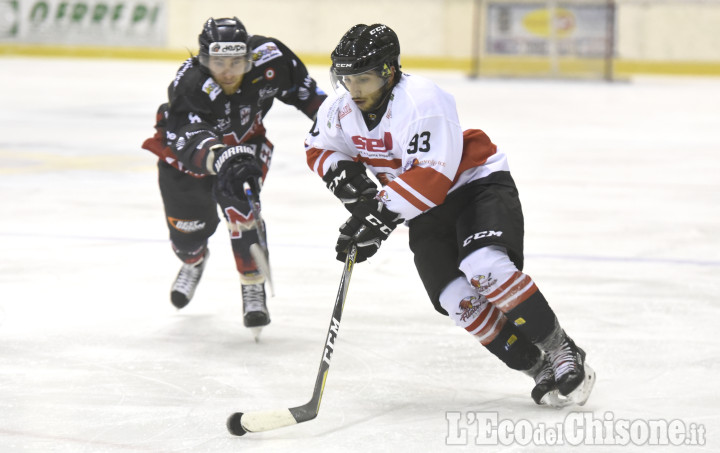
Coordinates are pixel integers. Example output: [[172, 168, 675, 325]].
[[156, 312, 311, 353]]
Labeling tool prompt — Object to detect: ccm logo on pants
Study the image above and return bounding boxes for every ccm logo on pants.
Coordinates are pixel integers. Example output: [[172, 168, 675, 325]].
[[463, 230, 503, 247]]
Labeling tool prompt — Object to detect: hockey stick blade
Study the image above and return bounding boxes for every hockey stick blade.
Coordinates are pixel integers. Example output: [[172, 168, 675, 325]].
[[227, 245, 358, 436]]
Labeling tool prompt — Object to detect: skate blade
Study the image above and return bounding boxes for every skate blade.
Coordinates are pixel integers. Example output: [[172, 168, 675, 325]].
[[540, 390, 575, 408], [250, 326, 264, 343], [567, 364, 596, 406]]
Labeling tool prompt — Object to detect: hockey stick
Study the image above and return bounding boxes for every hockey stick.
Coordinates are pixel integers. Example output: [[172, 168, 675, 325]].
[[243, 181, 275, 296], [226, 244, 358, 436]]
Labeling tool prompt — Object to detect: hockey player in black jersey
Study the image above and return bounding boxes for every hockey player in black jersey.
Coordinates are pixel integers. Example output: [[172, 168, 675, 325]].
[[142, 17, 326, 334]]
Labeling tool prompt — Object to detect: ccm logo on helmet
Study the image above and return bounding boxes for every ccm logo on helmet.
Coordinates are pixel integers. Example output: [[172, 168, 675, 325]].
[[463, 230, 503, 247], [209, 42, 247, 56], [369, 25, 387, 35]]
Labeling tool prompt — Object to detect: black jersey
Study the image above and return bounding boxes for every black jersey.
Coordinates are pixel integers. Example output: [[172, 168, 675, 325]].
[[145, 35, 326, 176]]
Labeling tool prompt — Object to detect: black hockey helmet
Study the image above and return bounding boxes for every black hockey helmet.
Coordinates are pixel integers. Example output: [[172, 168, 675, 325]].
[[331, 24, 401, 78], [198, 17, 251, 71]]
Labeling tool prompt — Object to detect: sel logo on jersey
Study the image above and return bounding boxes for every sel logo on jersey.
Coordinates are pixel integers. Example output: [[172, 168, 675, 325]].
[[352, 132, 393, 152]]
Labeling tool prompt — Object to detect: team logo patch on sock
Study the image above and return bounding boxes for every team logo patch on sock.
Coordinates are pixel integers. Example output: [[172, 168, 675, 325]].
[[471, 273, 498, 293], [457, 296, 483, 322]]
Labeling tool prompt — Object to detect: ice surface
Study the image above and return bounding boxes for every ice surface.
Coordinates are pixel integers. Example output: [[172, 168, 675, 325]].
[[0, 57, 718, 452]]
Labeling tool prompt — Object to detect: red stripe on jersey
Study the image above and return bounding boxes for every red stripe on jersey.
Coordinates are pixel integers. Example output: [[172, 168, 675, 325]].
[[142, 136, 205, 178], [454, 129, 498, 183], [306, 147, 331, 177], [357, 155, 402, 169], [306, 147, 321, 170], [387, 180, 432, 212], [400, 167, 453, 206]]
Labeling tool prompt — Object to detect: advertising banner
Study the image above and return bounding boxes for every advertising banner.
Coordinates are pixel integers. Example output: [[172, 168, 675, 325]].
[[486, 2, 613, 57], [0, 0, 166, 46]]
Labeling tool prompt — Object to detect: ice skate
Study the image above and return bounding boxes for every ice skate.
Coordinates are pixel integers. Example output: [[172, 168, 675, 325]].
[[547, 335, 596, 406], [242, 282, 270, 341], [170, 250, 209, 309], [528, 356, 572, 408], [530, 357, 560, 407], [564, 362, 595, 406]]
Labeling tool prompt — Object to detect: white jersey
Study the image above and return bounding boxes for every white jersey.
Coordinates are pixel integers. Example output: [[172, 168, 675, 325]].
[[305, 73, 509, 221]]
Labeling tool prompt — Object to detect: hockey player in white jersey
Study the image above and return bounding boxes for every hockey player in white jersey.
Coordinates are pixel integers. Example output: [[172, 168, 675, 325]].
[[305, 23, 595, 407]]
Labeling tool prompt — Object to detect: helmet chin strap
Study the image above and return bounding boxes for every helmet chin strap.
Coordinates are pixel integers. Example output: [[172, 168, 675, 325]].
[[359, 75, 397, 129], [367, 69, 397, 110], [375, 81, 395, 109]]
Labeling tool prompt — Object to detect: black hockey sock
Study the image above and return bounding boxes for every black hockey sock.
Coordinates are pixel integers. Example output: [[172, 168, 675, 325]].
[[172, 242, 208, 264], [484, 322, 542, 371], [504, 290, 559, 344]]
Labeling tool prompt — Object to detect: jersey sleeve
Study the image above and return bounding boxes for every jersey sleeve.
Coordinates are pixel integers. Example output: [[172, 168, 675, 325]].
[[164, 60, 223, 175], [380, 108, 464, 221], [259, 38, 327, 120], [304, 96, 357, 178]]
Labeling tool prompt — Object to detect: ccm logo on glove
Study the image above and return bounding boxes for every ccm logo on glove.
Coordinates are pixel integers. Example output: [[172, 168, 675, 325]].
[[326, 169, 347, 193], [364, 213, 394, 236]]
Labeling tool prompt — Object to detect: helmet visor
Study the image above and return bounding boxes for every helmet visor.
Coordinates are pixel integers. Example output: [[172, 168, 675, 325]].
[[329, 63, 392, 95]]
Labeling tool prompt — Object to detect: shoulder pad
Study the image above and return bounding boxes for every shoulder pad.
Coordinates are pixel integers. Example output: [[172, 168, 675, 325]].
[[201, 77, 223, 101], [250, 40, 284, 67]]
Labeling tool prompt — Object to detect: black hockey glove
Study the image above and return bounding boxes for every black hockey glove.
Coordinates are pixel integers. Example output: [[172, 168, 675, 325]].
[[322, 160, 378, 212], [335, 198, 404, 263], [213, 145, 263, 201]]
